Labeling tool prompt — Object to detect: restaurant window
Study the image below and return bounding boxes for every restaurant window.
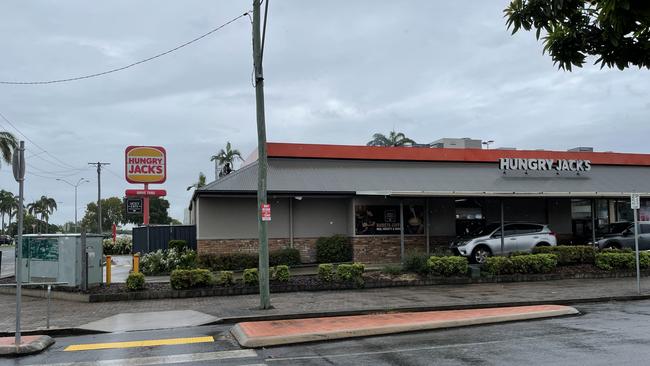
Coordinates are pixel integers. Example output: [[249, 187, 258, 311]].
[[571, 199, 593, 244], [354, 204, 424, 235], [615, 200, 634, 222], [455, 198, 485, 236]]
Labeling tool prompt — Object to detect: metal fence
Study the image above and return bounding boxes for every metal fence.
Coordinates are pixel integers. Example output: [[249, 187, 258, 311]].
[[132, 225, 197, 254]]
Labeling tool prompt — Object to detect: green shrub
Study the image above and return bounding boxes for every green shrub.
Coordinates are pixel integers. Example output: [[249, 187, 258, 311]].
[[197, 253, 258, 271], [484, 254, 558, 275], [102, 236, 132, 255], [269, 248, 301, 266], [532, 245, 595, 266], [382, 264, 403, 275], [271, 265, 291, 282], [402, 252, 430, 274], [243, 268, 259, 286], [510, 254, 557, 274], [316, 235, 352, 263], [215, 271, 234, 286], [168, 240, 188, 252], [336, 262, 365, 286], [508, 251, 530, 257], [595, 252, 650, 271], [126, 272, 145, 291], [318, 263, 335, 282], [427, 256, 469, 277], [170, 269, 214, 290], [140, 248, 197, 276], [484, 256, 514, 275]]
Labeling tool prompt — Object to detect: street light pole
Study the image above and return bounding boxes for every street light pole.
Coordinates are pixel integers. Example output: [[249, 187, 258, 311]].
[[57, 178, 90, 233]]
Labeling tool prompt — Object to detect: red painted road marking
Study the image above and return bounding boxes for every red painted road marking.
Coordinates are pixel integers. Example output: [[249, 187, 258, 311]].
[[237, 305, 572, 338]]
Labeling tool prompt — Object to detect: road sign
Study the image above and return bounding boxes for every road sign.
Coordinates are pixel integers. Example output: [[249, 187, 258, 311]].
[[261, 203, 271, 221], [631, 193, 641, 209], [125, 197, 144, 215], [125, 189, 167, 197], [125, 146, 167, 184], [12, 148, 25, 182]]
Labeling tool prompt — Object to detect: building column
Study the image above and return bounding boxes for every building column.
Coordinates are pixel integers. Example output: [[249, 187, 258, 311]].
[[425, 198, 430, 256], [591, 198, 596, 244], [400, 199, 405, 262], [500, 198, 505, 254], [289, 198, 294, 248]]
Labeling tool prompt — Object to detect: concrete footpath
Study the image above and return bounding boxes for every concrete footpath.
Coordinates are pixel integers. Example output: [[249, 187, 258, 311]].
[[0, 276, 648, 334]]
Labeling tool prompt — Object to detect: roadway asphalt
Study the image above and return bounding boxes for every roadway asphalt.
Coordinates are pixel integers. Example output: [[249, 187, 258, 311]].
[[3, 299, 650, 365]]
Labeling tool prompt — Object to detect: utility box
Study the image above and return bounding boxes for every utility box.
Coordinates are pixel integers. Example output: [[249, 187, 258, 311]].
[[18, 234, 103, 288]]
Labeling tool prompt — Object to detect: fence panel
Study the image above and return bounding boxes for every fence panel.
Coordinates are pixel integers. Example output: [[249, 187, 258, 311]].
[[132, 225, 196, 254]]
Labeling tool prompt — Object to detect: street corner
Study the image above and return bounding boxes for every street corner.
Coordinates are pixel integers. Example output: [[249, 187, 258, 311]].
[[0, 335, 55, 356], [231, 304, 580, 348]]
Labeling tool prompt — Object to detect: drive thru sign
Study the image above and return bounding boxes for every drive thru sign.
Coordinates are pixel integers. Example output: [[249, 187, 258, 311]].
[[261, 203, 271, 221]]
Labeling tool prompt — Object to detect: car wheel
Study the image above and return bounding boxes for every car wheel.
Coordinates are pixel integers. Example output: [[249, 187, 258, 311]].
[[472, 246, 492, 264], [536, 242, 550, 247]]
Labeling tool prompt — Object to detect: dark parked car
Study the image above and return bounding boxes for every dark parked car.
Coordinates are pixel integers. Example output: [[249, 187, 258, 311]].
[[594, 221, 650, 250], [0, 235, 12, 245]]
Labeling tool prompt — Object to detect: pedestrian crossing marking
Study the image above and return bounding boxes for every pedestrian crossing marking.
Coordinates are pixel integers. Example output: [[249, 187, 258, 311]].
[[64, 336, 214, 351]]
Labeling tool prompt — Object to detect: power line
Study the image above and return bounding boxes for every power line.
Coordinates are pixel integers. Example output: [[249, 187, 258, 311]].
[[0, 111, 80, 169], [0, 12, 250, 85]]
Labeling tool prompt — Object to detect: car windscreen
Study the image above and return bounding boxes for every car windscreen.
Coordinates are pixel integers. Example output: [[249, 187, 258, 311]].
[[467, 223, 501, 237], [598, 222, 631, 235]]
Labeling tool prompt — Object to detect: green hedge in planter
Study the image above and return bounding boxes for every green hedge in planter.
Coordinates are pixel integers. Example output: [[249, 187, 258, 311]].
[[198, 248, 301, 271], [318, 263, 335, 282], [403, 252, 430, 275], [532, 245, 595, 265], [168, 240, 188, 252], [215, 271, 234, 286], [484, 254, 558, 275], [427, 256, 469, 277], [170, 269, 214, 290], [336, 263, 364, 286], [595, 252, 650, 271], [316, 235, 352, 263], [271, 265, 291, 282], [243, 268, 259, 286], [270, 248, 301, 266], [126, 272, 145, 291]]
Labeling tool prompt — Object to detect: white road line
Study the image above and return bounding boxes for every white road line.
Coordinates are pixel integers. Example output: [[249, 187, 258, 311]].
[[26, 349, 258, 366]]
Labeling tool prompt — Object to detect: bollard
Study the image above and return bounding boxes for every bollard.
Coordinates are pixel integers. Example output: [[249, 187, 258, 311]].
[[133, 253, 140, 273], [106, 255, 112, 287], [46, 285, 51, 329]]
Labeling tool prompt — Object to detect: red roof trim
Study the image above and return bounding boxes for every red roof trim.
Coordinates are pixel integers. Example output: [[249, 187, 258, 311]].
[[266, 142, 650, 166]]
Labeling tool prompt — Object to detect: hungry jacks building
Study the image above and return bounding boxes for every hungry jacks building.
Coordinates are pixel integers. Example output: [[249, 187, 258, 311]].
[[188, 142, 650, 263]]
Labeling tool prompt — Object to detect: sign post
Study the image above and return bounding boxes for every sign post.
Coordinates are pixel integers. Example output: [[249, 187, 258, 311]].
[[631, 193, 641, 294], [12, 141, 25, 346]]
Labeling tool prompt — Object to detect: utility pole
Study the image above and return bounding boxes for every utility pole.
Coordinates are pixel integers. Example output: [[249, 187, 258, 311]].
[[88, 162, 110, 234], [253, 0, 271, 309], [12, 141, 25, 346]]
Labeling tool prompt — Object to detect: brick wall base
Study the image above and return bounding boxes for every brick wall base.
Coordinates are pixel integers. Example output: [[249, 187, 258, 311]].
[[198, 235, 456, 264], [198, 238, 318, 263]]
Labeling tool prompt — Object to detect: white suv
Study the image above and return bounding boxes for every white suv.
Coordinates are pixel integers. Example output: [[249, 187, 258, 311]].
[[450, 223, 557, 264]]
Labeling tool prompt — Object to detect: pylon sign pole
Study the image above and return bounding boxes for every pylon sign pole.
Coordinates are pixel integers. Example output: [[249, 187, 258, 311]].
[[12, 141, 25, 346]]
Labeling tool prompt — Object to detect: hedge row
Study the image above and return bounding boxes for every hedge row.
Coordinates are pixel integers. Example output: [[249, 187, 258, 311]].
[[532, 245, 595, 266], [197, 248, 301, 271], [484, 254, 558, 275], [595, 252, 650, 271], [318, 263, 365, 286], [427, 256, 468, 277]]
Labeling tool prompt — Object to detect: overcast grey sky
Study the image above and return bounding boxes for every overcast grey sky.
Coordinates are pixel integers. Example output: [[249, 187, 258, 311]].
[[1, 1, 649, 226]]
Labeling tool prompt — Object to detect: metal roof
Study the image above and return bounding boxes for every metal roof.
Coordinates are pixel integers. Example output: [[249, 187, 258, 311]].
[[196, 158, 650, 197]]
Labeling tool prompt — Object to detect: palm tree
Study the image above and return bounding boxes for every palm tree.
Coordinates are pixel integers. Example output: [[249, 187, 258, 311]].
[[7, 196, 20, 233], [0, 190, 14, 234], [0, 131, 18, 167], [27, 196, 57, 233], [210, 142, 243, 180], [366, 130, 416, 147], [187, 172, 207, 191]]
